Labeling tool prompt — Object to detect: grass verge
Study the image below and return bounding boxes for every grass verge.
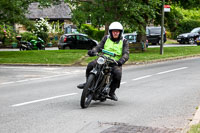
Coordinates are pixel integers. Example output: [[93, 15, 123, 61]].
[[188, 124, 200, 133], [165, 39, 179, 44], [0, 46, 200, 65], [0, 49, 87, 65]]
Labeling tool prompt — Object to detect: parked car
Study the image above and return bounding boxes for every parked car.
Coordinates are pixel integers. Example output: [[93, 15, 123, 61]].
[[146, 26, 167, 45], [177, 27, 200, 44], [123, 32, 137, 44], [58, 33, 98, 50], [123, 32, 148, 48]]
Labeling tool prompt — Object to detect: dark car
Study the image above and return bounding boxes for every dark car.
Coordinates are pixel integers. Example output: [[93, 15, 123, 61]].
[[177, 27, 200, 44], [58, 33, 98, 49], [146, 26, 167, 45]]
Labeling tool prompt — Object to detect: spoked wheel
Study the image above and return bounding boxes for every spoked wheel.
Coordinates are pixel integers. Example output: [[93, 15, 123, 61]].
[[80, 74, 95, 108]]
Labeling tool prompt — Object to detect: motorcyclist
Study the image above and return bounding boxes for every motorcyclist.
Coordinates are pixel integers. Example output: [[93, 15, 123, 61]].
[[77, 21, 129, 101]]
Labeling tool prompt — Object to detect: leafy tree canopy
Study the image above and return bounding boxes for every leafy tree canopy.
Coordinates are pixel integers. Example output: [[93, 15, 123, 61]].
[[65, 0, 162, 35], [165, 0, 200, 9]]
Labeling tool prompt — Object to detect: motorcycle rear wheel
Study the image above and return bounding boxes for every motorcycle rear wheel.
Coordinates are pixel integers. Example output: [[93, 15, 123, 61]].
[[80, 74, 95, 108]]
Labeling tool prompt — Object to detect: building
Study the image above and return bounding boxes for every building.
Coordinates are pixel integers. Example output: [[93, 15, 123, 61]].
[[16, 2, 72, 33]]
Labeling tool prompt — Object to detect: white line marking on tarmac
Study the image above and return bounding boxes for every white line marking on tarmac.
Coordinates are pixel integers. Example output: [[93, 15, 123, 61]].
[[132, 75, 152, 81], [0, 73, 72, 85], [120, 82, 127, 85], [1, 81, 15, 85], [11, 93, 78, 107], [156, 67, 188, 75]]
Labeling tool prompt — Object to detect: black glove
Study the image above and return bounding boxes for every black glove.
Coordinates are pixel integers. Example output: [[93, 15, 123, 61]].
[[88, 50, 96, 56], [117, 60, 123, 66]]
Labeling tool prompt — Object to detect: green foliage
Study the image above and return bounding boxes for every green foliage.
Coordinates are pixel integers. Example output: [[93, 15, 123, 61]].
[[66, 0, 161, 34], [0, 24, 17, 47], [166, 0, 200, 9], [30, 18, 52, 43], [188, 124, 200, 133], [176, 19, 200, 35], [50, 21, 64, 34], [80, 24, 104, 41], [20, 32, 37, 41], [165, 6, 200, 39]]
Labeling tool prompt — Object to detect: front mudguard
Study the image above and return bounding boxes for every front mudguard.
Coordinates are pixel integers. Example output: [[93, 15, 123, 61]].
[[90, 68, 98, 76]]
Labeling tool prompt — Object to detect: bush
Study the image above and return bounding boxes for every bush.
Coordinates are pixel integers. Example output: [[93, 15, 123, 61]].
[[0, 24, 16, 47], [165, 6, 200, 39], [20, 32, 37, 41], [176, 19, 200, 35], [80, 24, 104, 41], [166, 31, 172, 39], [37, 31, 48, 43]]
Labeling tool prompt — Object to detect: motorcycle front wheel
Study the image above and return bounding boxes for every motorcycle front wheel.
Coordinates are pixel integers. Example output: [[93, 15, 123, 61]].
[[80, 74, 95, 108]]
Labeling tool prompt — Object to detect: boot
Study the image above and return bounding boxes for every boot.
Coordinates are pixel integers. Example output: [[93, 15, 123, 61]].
[[109, 87, 118, 101], [77, 83, 86, 89], [77, 76, 88, 89]]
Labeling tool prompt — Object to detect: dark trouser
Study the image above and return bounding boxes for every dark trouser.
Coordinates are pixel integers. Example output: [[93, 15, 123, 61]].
[[86, 60, 122, 91]]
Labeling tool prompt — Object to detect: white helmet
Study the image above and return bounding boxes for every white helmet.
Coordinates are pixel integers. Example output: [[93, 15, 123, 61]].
[[109, 22, 123, 31], [108, 22, 124, 40]]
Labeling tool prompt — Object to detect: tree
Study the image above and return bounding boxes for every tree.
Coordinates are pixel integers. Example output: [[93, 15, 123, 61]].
[[65, 0, 161, 44], [165, 0, 200, 9]]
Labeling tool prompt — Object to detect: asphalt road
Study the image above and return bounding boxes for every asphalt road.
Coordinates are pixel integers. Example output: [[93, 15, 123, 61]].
[[1, 57, 200, 133]]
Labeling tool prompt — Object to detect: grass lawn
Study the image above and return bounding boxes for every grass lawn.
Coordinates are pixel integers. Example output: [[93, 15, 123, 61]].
[[0, 46, 200, 65], [128, 46, 200, 64], [188, 124, 200, 133], [0, 50, 87, 65], [165, 39, 179, 44]]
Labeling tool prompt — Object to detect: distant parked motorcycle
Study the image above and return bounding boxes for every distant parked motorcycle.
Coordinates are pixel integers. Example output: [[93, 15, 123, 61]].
[[17, 36, 45, 51], [29, 37, 45, 50], [19, 41, 33, 51]]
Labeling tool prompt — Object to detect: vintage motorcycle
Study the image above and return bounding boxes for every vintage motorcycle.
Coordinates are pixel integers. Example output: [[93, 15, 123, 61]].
[[80, 49, 118, 108]]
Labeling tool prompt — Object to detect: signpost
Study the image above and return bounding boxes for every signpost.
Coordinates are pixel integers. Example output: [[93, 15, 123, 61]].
[[164, 5, 170, 12], [160, 1, 171, 55]]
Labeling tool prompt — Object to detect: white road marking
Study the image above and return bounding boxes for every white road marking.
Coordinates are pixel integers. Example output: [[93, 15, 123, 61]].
[[120, 82, 127, 85], [0, 73, 77, 85], [156, 67, 188, 75], [132, 75, 152, 81], [131, 67, 188, 81], [11, 93, 78, 107], [1, 81, 15, 85]]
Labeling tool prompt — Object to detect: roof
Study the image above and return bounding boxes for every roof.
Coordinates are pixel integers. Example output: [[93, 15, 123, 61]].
[[123, 32, 137, 36], [26, 2, 71, 20], [63, 33, 88, 36]]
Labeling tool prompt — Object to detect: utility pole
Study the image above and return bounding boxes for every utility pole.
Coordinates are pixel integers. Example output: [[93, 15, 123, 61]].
[[160, 0, 165, 55]]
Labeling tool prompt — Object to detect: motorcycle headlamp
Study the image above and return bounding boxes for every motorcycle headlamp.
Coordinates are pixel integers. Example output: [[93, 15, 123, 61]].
[[97, 57, 106, 65]]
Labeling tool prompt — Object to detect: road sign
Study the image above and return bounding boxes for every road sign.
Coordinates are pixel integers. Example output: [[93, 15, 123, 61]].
[[164, 5, 170, 12]]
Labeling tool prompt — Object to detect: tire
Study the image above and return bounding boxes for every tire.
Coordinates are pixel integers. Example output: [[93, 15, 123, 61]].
[[80, 74, 95, 108], [64, 46, 70, 49], [189, 38, 194, 44], [20, 46, 25, 51]]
